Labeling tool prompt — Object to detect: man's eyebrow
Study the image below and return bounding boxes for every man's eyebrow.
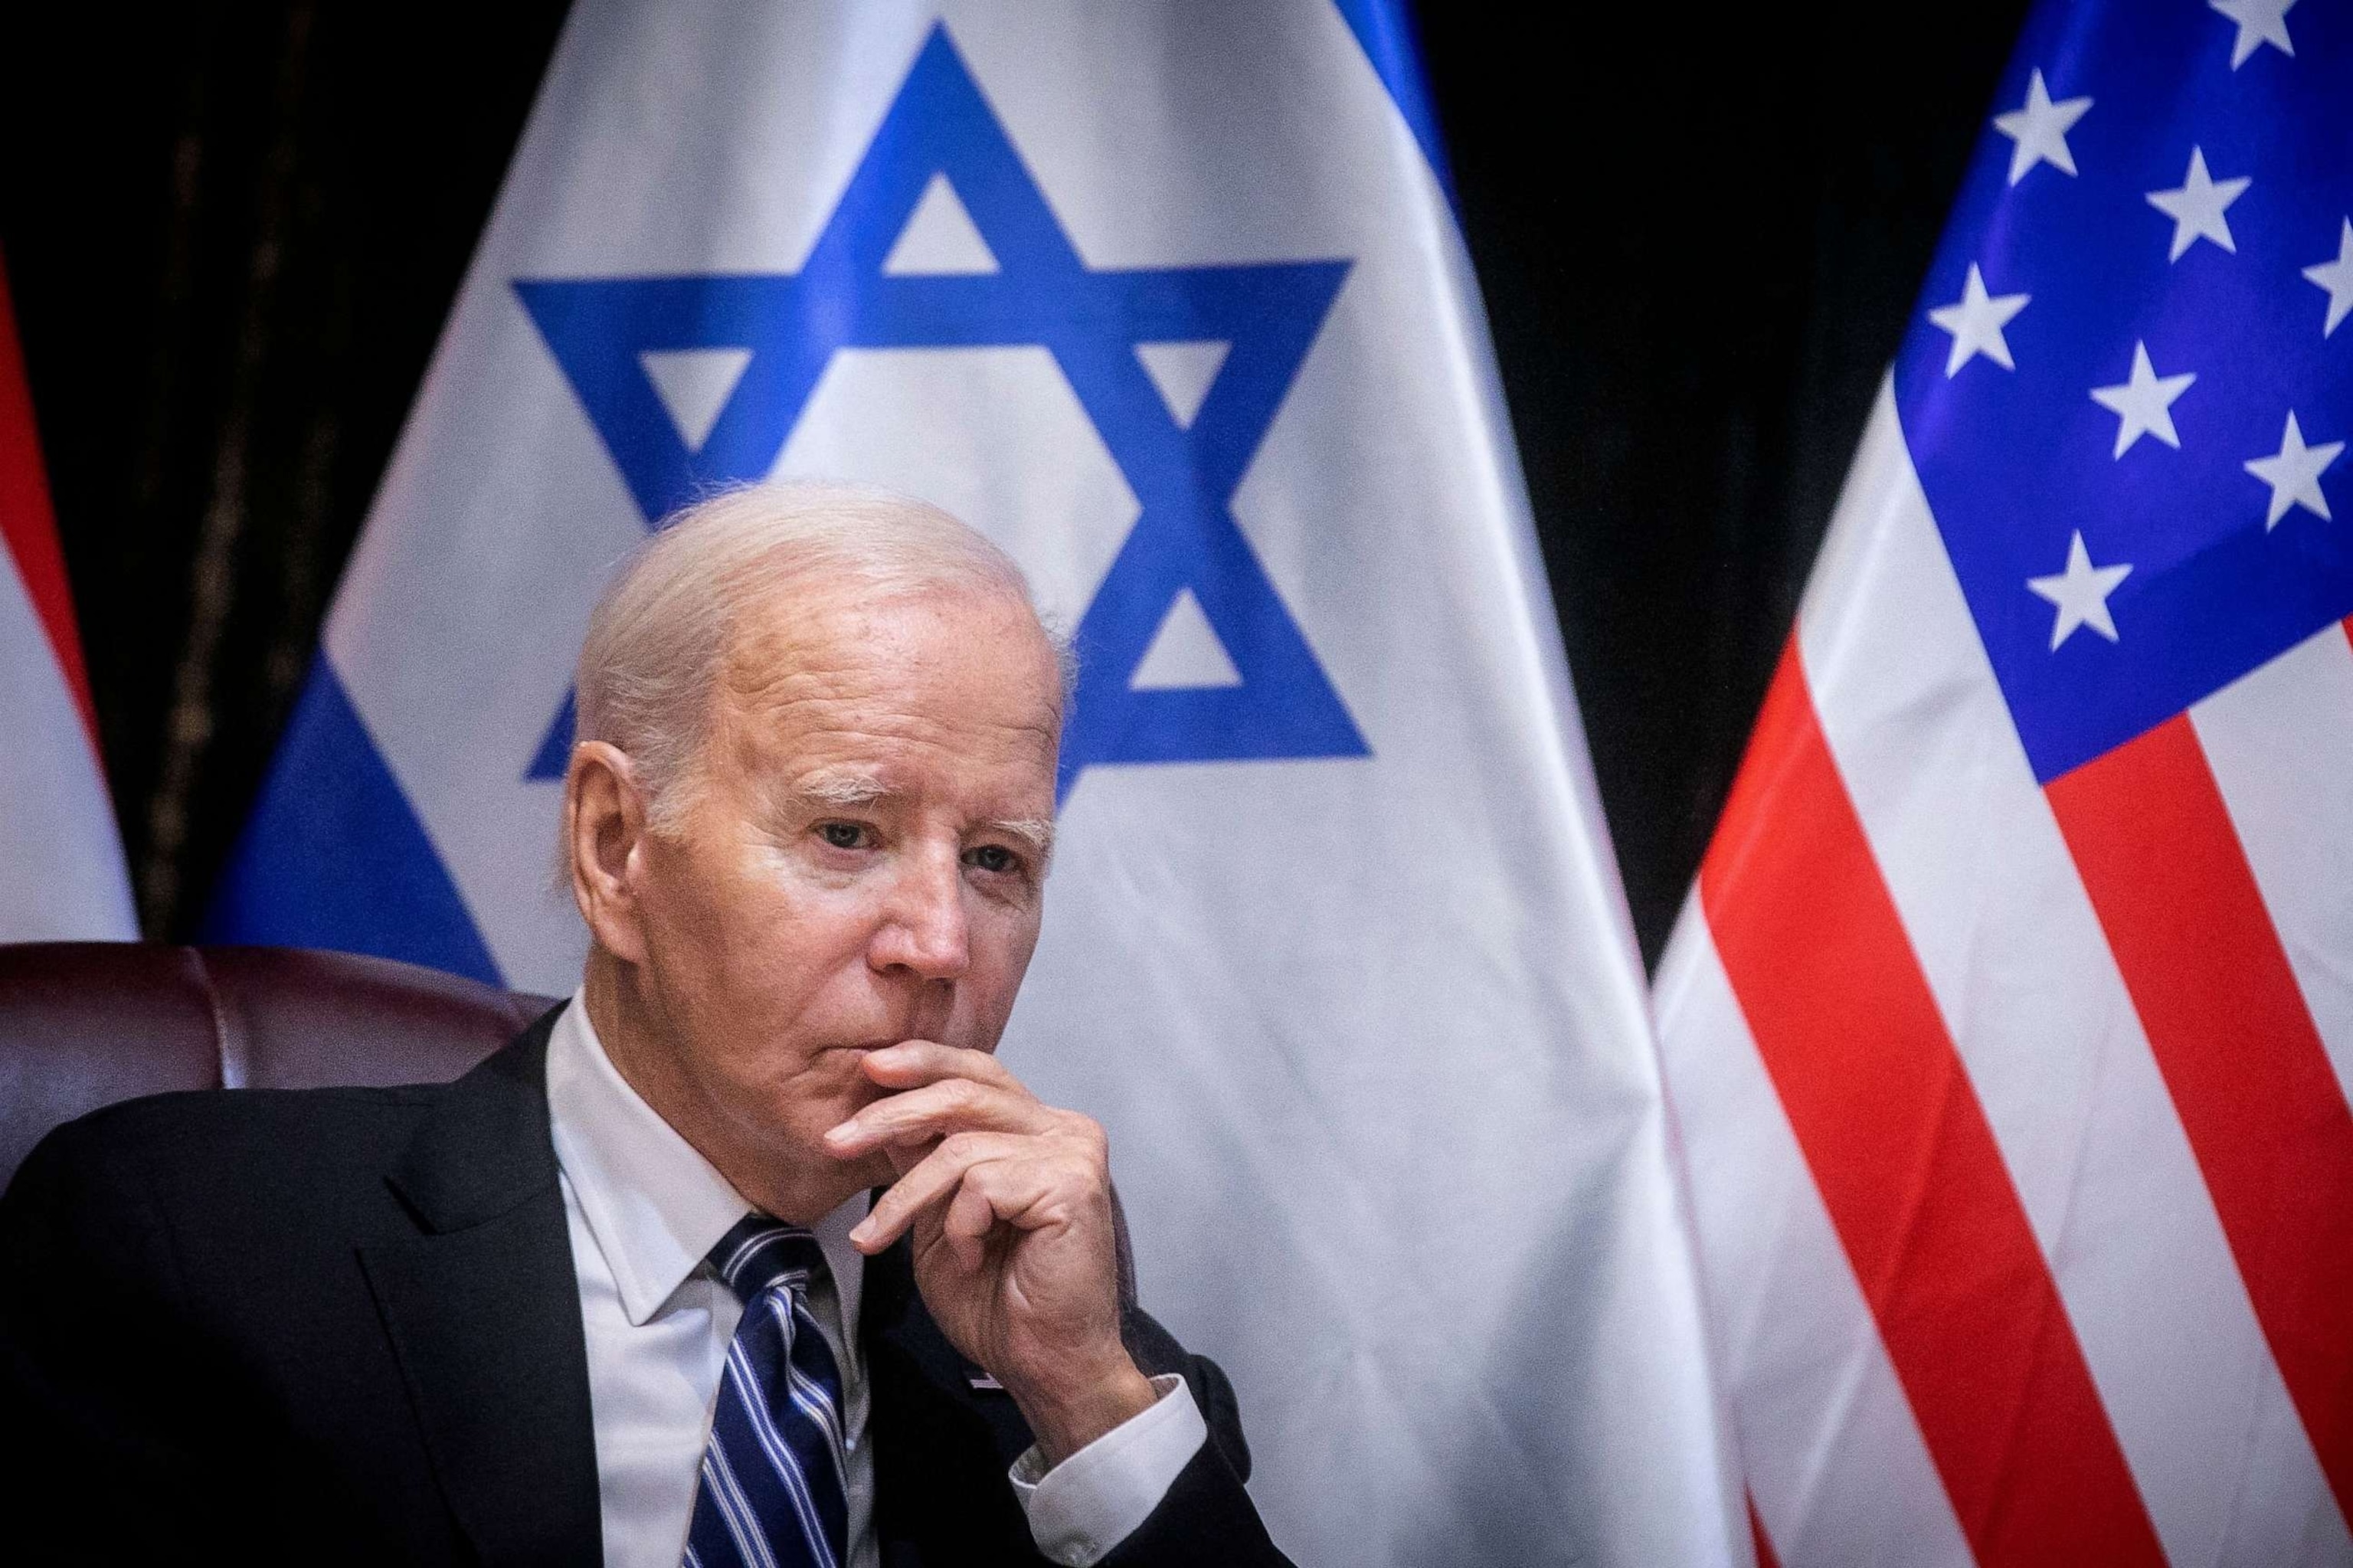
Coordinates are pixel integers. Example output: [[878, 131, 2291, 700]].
[[986, 817, 1056, 859], [793, 768, 892, 807], [787, 771, 1052, 857]]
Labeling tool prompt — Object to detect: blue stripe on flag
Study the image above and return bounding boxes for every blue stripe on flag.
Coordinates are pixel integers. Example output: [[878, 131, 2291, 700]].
[[203, 659, 502, 985], [1330, 0, 1456, 211]]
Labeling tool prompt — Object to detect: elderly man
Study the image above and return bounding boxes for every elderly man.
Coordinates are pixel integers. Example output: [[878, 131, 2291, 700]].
[[0, 483, 1288, 1566]]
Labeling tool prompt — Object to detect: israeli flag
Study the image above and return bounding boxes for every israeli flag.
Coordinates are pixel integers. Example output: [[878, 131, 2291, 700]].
[[209, 5, 1739, 1560]]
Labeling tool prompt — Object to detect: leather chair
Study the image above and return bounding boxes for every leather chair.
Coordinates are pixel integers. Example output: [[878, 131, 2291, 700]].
[[0, 942, 556, 1193]]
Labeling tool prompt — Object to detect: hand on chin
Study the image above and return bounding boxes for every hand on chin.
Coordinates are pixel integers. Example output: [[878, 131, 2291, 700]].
[[823, 1039, 1158, 1465]]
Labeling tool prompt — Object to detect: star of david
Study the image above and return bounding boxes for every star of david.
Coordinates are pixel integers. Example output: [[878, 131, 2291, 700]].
[[514, 25, 1368, 802]]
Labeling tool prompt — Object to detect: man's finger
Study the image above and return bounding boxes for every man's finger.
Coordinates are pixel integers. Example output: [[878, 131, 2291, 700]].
[[825, 1076, 1056, 1157], [851, 1131, 1034, 1252], [942, 1175, 1003, 1272], [938, 1160, 1068, 1271], [859, 1038, 1028, 1095]]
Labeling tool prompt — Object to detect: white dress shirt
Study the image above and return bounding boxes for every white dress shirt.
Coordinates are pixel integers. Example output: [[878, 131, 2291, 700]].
[[544, 995, 1207, 1567]]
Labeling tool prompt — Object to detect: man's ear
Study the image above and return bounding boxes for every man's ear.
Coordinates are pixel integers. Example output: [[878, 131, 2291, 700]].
[[565, 741, 652, 964]]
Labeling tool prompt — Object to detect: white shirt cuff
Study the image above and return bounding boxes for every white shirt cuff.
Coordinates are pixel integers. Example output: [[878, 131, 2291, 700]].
[[1007, 1373, 1206, 1566]]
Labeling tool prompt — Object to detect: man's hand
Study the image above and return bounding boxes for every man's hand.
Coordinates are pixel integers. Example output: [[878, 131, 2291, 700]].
[[826, 1042, 1157, 1465]]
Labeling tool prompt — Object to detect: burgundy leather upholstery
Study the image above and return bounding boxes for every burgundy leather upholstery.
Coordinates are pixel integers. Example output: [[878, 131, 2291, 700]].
[[0, 942, 558, 1193]]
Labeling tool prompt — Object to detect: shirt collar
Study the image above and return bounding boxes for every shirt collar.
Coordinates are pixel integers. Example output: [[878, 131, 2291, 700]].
[[545, 992, 866, 1335]]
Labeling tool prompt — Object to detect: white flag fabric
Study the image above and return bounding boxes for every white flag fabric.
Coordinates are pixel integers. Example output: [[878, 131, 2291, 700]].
[[209, 5, 1741, 1560], [0, 257, 135, 943]]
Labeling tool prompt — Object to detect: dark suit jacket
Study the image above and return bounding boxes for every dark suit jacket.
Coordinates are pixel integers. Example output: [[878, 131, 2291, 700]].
[[0, 1008, 1288, 1566]]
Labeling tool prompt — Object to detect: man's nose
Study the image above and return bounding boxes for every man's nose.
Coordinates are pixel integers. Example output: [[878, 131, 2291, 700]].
[[869, 846, 970, 982]]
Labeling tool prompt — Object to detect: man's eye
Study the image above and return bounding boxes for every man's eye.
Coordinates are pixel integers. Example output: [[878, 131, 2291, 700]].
[[965, 844, 1018, 875], [817, 823, 867, 849]]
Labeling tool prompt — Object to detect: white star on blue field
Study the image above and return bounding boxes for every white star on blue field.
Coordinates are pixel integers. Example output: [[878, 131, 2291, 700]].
[[1900, 0, 2353, 783]]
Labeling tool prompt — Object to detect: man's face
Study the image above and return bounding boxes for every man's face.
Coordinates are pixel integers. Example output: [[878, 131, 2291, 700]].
[[620, 581, 1062, 1212]]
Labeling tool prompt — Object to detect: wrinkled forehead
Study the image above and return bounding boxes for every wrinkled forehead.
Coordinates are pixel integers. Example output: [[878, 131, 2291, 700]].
[[713, 578, 1062, 795]]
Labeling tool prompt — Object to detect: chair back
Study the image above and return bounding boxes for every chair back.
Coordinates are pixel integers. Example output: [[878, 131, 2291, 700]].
[[0, 942, 556, 1192]]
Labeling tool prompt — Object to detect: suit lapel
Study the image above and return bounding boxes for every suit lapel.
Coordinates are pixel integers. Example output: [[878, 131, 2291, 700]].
[[359, 1012, 603, 1566], [863, 1239, 1046, 1566], [859, 1222, 1203, 1567]]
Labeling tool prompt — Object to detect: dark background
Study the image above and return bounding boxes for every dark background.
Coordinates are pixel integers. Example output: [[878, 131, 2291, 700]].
[[0, 2, 2030, 967]]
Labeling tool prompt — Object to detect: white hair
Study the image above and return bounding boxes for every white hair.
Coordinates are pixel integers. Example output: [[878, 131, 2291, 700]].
[[572, 479, 1069, 831]]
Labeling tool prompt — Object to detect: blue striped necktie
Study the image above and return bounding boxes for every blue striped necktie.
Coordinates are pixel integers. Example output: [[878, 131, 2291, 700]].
[[682, 1216, 849, 1568]]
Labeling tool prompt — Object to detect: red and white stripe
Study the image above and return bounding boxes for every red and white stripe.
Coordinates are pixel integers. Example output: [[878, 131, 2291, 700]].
[[1656, 381, 2353, 1566], [0, 252, 134, 941]]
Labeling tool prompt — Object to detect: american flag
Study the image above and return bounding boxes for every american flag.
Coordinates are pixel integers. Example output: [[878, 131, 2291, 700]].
[[1654, 2, 2352, 1563]]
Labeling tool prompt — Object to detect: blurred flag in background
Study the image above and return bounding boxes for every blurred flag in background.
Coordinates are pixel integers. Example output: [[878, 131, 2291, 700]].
[[206, 3, 1739, 1562], [1656, 2, 2353, 1563], [0, 249, 134, 942]]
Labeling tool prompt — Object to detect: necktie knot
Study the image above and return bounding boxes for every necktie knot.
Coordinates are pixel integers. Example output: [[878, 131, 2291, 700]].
[[709, 1214, 830, 1304]]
